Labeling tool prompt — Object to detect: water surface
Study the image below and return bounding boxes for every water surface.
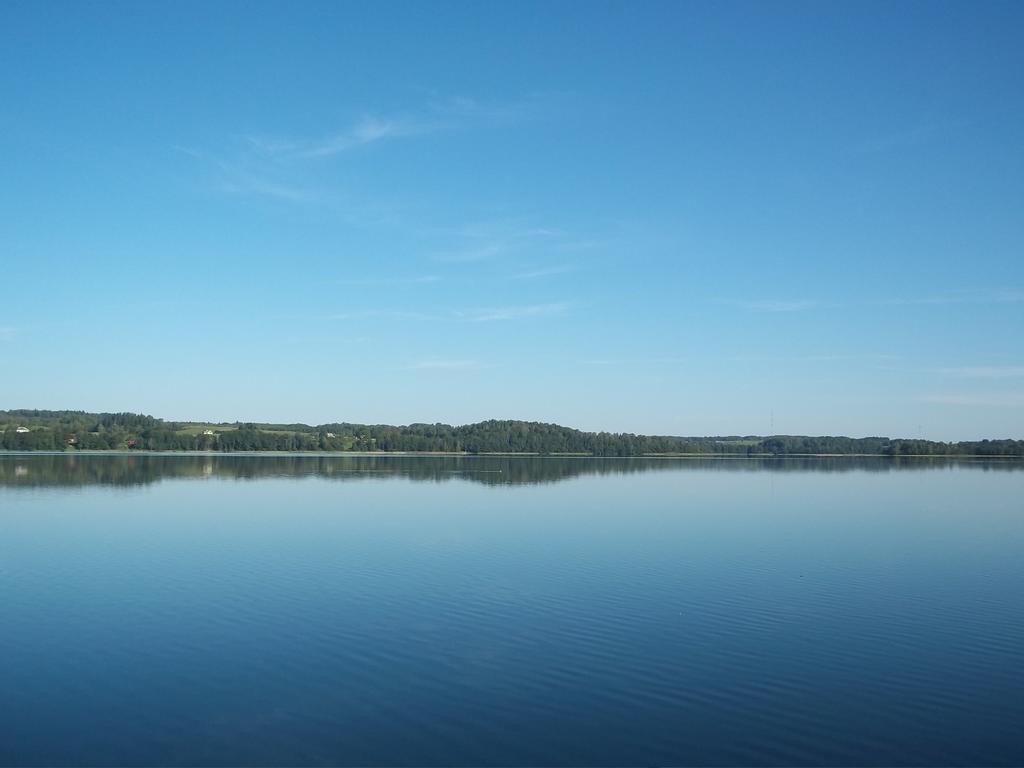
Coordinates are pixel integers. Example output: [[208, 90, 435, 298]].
[[2, 455, 1022, 765]]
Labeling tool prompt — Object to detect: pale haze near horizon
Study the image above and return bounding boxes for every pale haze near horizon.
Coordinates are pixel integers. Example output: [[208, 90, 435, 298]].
[[1, 1, 1022, 441]]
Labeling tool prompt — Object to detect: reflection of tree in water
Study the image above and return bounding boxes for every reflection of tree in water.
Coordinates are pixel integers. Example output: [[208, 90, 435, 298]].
[[0, 453, 1021, 489]]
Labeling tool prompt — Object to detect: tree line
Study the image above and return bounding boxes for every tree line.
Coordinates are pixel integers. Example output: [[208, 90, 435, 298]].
[[1, 409, 1022, 456], [4, 454, 1019, 491]]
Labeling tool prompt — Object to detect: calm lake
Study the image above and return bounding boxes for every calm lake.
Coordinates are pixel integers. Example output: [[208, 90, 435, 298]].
[[1, 454, 1022, 766]]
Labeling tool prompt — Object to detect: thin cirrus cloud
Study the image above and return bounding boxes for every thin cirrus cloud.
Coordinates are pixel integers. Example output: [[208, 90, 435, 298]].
[[406, 360, 487, 371], [184, 96, 545, 204], [512, 264, 576, 280], [729, 353, 899, 363], [328, 309, 436, 322], [246, 95, 545, 162], [433, 243, 508, 263], [292, 116, 433, 159], [731, 299, 821, 313], [329, 302, 570, 323], [938, 366, 1024, 379], [581, 356, 688, 366], [455, 302, 570, 322], [920, 393, 1024, 408], [336, 275, 441, 286], [244, 113, 436, 161], [428, 220, 570, 263], [723, 290, 1024, 313], [218, 175, 314, 202], [876, 289, 1024, 306], [175, 146, 325, 203]]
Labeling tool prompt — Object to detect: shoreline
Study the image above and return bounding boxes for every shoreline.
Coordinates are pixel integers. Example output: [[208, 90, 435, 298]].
[[1, 450, 1020, 460]]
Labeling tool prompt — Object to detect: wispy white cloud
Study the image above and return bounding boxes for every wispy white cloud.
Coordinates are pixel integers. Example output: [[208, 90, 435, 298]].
[[329, 301, 570, 324], [337, 275, 440, 286], [425, 93, 550, 125], [720, 289, 1024, 315], [456, 302, 570, 322], [920, 393, 1024, 408], [172, 145, 206, 160], [242, 136, 298, 155], [219, 176, 315, 202], [407, 359, 486, 371], [329, 309, 436, 321], [332, 336, 372, 345], [513, 264, 576, 280], [433, 243, 507, 263], [937, 366, 1024, 379], [243, 115, 433, 162], [729, 353, 899, 363], [430, 222, 564, 263], [455, 223, 561, 241], [451, 220, 562, 242], [876, 289, 1024, 307], [580, 355, 688, 366], [730, 299, 821, 313], [427, 220, 601, 271], [554, 238, 607, 253], [176, 145, 324, 203], [295, 115, 433, 159], [246, 95, 546, 163], [183, 95, 546, 205]]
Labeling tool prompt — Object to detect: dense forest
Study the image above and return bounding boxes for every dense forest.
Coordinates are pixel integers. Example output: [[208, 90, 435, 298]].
[[1, 409, 1022, 456]]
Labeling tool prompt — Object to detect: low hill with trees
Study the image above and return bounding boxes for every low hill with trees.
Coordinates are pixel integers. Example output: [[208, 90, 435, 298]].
[[1, 409, 1021, 456]]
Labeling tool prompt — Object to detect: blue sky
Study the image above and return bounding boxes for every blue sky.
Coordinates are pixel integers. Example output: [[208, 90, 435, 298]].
[[2, 1, 1022, 439]]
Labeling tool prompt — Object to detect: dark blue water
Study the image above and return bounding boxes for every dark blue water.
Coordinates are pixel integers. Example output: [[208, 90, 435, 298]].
[[2, 455, 1022, 766]]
